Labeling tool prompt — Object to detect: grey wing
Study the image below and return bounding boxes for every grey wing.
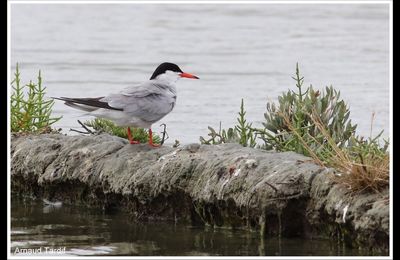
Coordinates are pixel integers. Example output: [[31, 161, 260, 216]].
[[101, 82, 176, 122]]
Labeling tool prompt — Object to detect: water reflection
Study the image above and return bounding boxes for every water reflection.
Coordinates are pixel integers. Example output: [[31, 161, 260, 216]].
[[11, 199, 367, 256]]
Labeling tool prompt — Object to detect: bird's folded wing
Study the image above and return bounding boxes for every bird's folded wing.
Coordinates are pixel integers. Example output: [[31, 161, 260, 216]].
[[118, 81, 166, 97], [101, 82, 176, 122]]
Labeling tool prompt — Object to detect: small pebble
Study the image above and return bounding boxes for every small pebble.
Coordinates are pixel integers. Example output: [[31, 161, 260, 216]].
[[245, 159, 258, 169], [184, 143, 201, 153]]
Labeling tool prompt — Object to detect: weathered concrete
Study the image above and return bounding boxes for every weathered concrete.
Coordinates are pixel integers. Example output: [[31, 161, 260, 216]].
[[11, 133, 389, 254]]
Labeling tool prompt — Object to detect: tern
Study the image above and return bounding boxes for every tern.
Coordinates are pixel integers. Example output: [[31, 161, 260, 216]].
[[54, 62, 199, 147]]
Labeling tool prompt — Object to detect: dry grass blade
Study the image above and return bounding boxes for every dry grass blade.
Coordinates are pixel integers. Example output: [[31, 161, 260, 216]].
[[279, 111, 324, 166]]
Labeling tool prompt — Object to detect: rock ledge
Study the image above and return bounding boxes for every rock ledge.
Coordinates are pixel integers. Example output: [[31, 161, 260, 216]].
[[11, 133, 389, 254]]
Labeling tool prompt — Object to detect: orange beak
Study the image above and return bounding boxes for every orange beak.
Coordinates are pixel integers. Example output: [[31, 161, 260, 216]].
[[179, 72, 199, 79]]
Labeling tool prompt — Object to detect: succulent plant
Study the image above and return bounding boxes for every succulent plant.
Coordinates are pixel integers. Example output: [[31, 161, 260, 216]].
[[259, 63, 357, 154]]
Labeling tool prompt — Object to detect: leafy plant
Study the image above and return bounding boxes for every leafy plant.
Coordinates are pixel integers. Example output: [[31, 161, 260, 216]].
[[257, 63, 357, 154], [11, 64, 62, 133], [199, 123, 238, 145], [200, 64, 389, 193], [236, 99, 257, 147], [84, 118, 161, 144], [200, 99, 257, 147]]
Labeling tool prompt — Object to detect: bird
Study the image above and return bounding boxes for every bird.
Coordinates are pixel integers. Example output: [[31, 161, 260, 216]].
[[53, 62, 199, 147]]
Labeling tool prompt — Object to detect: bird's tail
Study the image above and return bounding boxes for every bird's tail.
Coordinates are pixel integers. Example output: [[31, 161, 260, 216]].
[[52, 97, 99, 112], [52, 96, 123, 112]]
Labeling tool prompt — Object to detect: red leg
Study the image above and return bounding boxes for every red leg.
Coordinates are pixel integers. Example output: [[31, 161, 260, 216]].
[[127, 127, 140, 144], [148, 128, 160, 147]]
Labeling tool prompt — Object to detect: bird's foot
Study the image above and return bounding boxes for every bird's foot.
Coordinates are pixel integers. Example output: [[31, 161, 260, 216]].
[[129, 140, 140, 145], [148, 128, 161, 148]]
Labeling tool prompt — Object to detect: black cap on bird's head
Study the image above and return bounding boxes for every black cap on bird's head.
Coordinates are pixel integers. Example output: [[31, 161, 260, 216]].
[[150, 62, 199, 80]]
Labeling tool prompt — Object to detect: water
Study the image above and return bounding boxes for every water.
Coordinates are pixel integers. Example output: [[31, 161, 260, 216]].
[[10, 4, 390, 144], [11, 199, 366, 256]]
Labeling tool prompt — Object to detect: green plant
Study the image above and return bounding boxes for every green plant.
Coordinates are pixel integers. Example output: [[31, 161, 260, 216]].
[[259, 64, 389, 192], [200, 99, 257, 147], [199, 123, 238, 145], [236, 99, 257, 147], [199, 63, 389, 193], [11, 64, 62, 133], [84, 118, 161, 144], [257, 63, 357, 155]]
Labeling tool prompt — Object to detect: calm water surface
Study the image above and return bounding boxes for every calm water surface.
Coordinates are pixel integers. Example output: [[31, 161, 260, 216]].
[[11, 199, 367, 256], [10, 4, 390, 144]]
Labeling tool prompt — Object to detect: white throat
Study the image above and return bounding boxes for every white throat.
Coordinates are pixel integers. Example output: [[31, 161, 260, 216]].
[[154, 70, 181, 85]]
